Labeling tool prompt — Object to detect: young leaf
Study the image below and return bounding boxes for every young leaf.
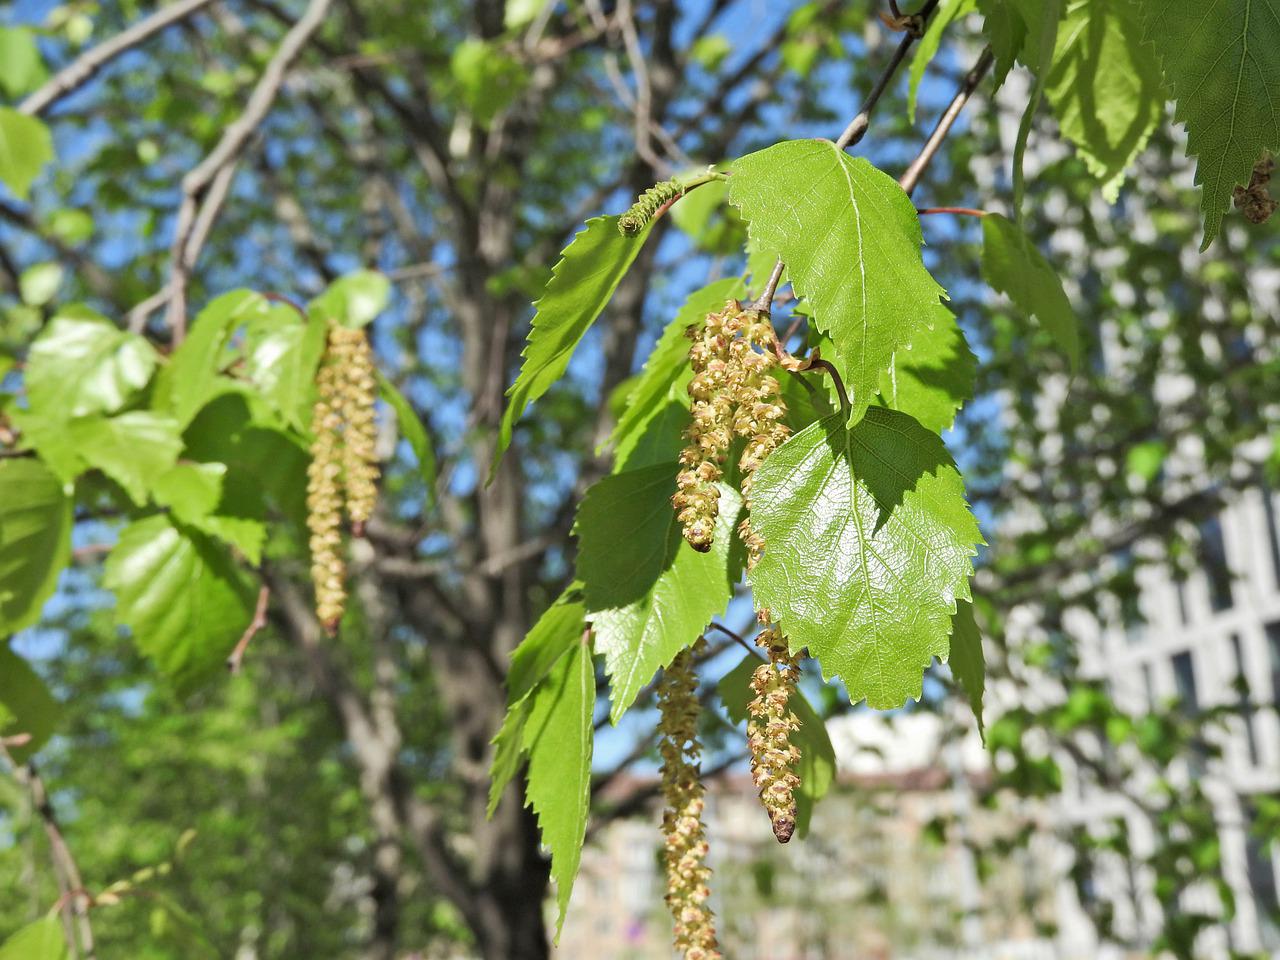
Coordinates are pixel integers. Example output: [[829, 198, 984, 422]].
[[908, 0, 977, 123], [0, 915, 68, 960], [0, 27, 47, 98], [67, 412, 184, 506], [878, 303, 976, 434], [25, 307, 157, 417], [729, 140, 948, 420], [1137, 0, 1280, 248], [981, 213, 1080, 368], [747, 410, 982, 709], [949, 599, 986, 741], [0, 459, 72, 635], [0, 107, 53, 200], [976, 0, 1027, 89], [522, 637, 594, 941], [0, 645, 63, 763], [717, 654, 837, 838], [493, 215, 654, 475], [576, 463, 741, 721], [18, 261, 63, 307], [603, 276, 746, 463], [375, 371, 437, 505], [488, 585, 587, 817], [104, 515, 255, 690], [1044, 0, 1163, 202], [155, 290, 271, 428], [1010, 0, 1061, 216], [309, 270, 390, 330], [243, 307, 328, 432]]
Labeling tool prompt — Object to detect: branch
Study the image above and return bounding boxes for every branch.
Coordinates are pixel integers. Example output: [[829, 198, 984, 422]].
[[834, 0, 941, 151], [226, 584, 271, 674], [19, 0, 218, 117], [898, 46, 994, 196], [0, 746, 96, 959], [135, 0, 334, 341]]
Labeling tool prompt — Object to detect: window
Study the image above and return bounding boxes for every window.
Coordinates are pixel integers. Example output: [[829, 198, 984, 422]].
[[1263, 485, 1280, 591], [1172, 651, 1199, 712], [1267, 622, 1280, 705], [1243, 799, 1280, 947], [1200, 515, 1234, 612], [1229, 633, 1258, 765], [1142, 663, 1155, 711], [1175, 576, 1191, 626]]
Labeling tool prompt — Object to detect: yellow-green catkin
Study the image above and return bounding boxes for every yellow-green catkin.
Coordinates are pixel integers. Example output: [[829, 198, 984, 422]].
[[674, 301, 790, 554], [330, 326, 380, 534], [307, 351, 347, 633], [658, 640, 721, 960], [747, 611, 802, 843]]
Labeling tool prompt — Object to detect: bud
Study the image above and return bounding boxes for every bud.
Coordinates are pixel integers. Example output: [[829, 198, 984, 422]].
[[658, 639, 722, 960]]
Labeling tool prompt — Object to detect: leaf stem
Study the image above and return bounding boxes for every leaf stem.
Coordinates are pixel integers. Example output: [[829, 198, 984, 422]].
[[807, 358, 851, 414], [916, 206, 988, 218], [749, 260, 787, 313], [834, 0, 941, 151]]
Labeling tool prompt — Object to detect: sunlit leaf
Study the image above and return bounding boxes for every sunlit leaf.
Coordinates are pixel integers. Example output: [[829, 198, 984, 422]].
[[0, 458, 71, 635]]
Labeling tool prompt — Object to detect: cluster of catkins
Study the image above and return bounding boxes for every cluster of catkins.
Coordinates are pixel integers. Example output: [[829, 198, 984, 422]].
[[673, 300, 790, 553], [306, 325, 380, 632], [657, 639, 721, 960], [747, 610, 803, 843], [1234, 152, 1277, 225]]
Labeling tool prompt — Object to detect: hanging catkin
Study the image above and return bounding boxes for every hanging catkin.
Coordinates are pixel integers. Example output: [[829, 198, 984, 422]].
[[747, 610, 803, 843], [306, 347, 348, 632], [305, 324, 380, 631], [657, 640, 721, 960]]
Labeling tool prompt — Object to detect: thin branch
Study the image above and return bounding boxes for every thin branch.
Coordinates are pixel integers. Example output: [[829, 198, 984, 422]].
[[19, 0, 218, 117], [706, 621, 761, 659], [140, 0, 334, 341], [0, 745, 96, 959], [899, 46, 994, 196], [834, 0, 941, 151], [226, 584, 271, 674]]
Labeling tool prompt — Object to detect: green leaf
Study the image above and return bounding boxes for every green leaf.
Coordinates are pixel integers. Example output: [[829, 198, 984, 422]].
[[488, 585, 587, 817], [376, 372, 437, 505], [522, 637, 594, 941], [0, 459, 71, 635], [104, 515, 255, 689], [576, 463, 741, 721], [68, 412, 184, 506], [718, 654, 837, 838], [0, 107, 53, 200], [155, 290, 272, 429], [18, 261, 62, 307], [0, 645, 62, 763], [0, 27, 47, 98], [729, 140, 948, 420], [1137, 0, 1280, 248], [878, 304, 975, 434], [1044, 0, 1163, 202], [668, 179, 745, 254], [908, 0, 977, 122], [747, 409, 982, 709], [309, 270, 389, 330], [949, 600, 985, 740], [243, 307, 327, 432], [450, 38, 528, 127], [604, 277, 745, 463], [981, 213, 1080, 368], [494, 216, 654, 474], [0, 915, 68, 960], [25, 307, 158, 418], [45, 208, 93, 246], [976, 0, 1027, 89], [152, 463, 227, 524], [503, 0, 543, 31], [1010, 0, 1061, 216]]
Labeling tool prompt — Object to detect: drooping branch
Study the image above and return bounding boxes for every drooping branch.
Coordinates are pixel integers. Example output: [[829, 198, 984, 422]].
[[899, 46, 994, 196], [19, 0, 219, 117]]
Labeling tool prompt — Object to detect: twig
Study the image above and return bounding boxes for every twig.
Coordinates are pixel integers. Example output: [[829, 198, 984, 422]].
[[706, 621, 761, 659], [227, 585, 271, 674], [834, 0, 941, 150], [140, 0, 335, 341], [0, 745, 96, 959], [749, 260, 787, 313], [19, 0, 218, 117], [808, 358, 850, 413], [899, 47, 994, 196], [917, 206, 988, 218]]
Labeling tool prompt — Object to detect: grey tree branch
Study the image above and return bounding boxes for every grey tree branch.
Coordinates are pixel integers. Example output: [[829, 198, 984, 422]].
[[899, 46, 994, 196], [133, 0, 334, 341], [19, 0, 219, 117]]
